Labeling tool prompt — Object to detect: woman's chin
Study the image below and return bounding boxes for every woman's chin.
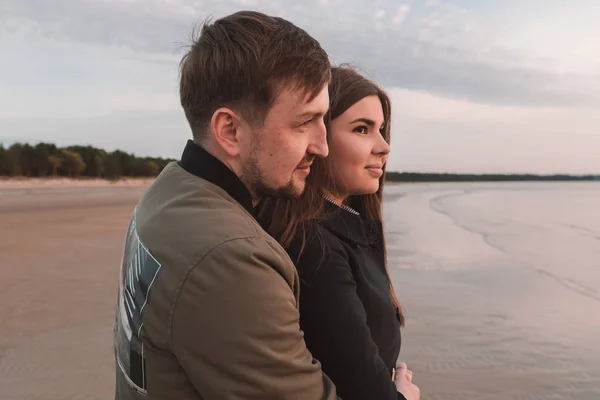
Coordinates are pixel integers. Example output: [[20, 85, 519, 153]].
[[349, 183, 380, 196]]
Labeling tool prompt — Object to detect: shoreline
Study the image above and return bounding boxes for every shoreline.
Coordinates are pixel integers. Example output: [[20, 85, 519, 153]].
[[0, 176, 155, 190]]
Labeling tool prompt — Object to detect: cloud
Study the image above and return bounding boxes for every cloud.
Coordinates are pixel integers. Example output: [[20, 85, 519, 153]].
[[0, 109, 191, 158], [374, 9, 386, 19], [0, 0, 199, 54], [392, 4, 410, 25], [1, 0, 599, 110], [0, 35, 181, 119], [388, 88, 600, 174], [2, 0, 599, 174]]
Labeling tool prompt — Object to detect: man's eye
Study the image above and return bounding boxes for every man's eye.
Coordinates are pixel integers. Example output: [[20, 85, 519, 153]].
[[300, 119, 312, 127]]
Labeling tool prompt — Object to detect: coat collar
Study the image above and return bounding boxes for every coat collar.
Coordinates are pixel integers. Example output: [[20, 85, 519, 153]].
[[321, 200, 370, 247], [178, 139, 254, 215]]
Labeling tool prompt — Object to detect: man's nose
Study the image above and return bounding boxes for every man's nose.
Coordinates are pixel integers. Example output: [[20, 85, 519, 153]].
[[308, 119, 329, 158]]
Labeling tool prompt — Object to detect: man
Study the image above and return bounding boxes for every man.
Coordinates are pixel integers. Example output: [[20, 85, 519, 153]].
[[113, 10, 336, 400]]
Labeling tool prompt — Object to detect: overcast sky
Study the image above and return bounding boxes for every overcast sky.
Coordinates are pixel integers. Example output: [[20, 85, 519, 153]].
[[1, 0, 599, 174]]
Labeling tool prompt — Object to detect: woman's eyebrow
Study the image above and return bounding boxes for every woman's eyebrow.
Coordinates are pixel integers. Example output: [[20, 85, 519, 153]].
[[349, 117, 376, 126]]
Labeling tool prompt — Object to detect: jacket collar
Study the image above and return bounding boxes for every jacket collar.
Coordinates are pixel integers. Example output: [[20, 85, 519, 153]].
[[178, 139, 254, 215], [321, 200, 370, 247]]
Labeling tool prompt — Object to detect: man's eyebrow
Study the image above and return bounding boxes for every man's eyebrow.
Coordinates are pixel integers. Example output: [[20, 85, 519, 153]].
[[297, 110, 326, 119]]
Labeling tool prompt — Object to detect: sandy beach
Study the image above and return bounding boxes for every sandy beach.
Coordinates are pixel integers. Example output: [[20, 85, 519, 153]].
[[0, 182, 150, 400], [1, 181, 599, 400]]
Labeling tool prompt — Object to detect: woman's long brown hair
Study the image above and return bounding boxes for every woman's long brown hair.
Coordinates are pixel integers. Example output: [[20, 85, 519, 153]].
[[259, 64, 405, 326]]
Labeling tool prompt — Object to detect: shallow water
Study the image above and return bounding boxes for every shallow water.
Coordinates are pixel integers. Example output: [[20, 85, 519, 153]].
[[384, 182, 600, 400]]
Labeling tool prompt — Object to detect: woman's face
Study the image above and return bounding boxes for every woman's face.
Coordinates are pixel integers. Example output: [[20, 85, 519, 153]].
[[327, 95, 391, 199]]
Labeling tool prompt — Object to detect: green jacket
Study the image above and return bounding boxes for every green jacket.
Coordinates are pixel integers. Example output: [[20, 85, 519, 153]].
[[113, 141, 337, 399]]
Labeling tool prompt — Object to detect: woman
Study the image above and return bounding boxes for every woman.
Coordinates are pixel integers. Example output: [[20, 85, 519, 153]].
[[258, 65, 419, 400]]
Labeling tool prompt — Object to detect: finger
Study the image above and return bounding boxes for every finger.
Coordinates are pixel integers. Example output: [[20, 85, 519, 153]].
[[394, 362, 408, 381], [406, 370, 413, 382], [395, 362, 407, 373]]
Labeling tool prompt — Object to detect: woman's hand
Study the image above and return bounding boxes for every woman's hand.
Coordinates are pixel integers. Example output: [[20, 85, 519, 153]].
[[393, 362, 420, 400]]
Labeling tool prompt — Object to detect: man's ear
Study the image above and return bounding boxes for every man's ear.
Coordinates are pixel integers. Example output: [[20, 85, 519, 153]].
[[210, 108, 241, 157]]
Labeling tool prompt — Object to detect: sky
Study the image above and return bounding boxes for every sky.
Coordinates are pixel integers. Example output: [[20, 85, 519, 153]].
[[1, 0, 599, 174]]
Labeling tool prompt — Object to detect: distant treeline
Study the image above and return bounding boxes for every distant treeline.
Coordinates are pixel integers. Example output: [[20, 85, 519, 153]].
[[386, 172, 600, 182], [2, 142, 598, 182], [0, 142, 174, 180]]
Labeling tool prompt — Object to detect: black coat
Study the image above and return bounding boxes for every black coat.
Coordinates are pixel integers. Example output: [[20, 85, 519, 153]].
[[283, 201, 404, 400]]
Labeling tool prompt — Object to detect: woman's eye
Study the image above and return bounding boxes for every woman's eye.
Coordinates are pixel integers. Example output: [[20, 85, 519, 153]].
[[353, 125, 368, 134]]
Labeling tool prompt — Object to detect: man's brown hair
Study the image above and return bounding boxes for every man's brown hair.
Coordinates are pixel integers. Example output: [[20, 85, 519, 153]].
[[179, 11, 331, 140]]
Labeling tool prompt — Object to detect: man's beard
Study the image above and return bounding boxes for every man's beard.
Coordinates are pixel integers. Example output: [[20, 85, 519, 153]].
[[241, 154, 304, 200], [240, 129, 314, 200]]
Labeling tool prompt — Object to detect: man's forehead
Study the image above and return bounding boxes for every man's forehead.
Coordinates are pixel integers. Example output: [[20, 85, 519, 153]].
[[275, 83, 329, 110]]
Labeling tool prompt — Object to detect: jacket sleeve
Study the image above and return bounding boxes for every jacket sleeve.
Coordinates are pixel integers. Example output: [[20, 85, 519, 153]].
[[296, 237, 405, 400], [170, 236, 338, 400]]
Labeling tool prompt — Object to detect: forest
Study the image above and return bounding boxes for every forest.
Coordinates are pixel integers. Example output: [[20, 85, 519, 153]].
[[0, 142, 173, 180]]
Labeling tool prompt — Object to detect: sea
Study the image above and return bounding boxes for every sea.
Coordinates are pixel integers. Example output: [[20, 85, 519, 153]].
[[383, 182, 600, 399]]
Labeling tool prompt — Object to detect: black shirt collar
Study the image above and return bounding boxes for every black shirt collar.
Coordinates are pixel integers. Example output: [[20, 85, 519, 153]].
[[178, 139, 254, 215]]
